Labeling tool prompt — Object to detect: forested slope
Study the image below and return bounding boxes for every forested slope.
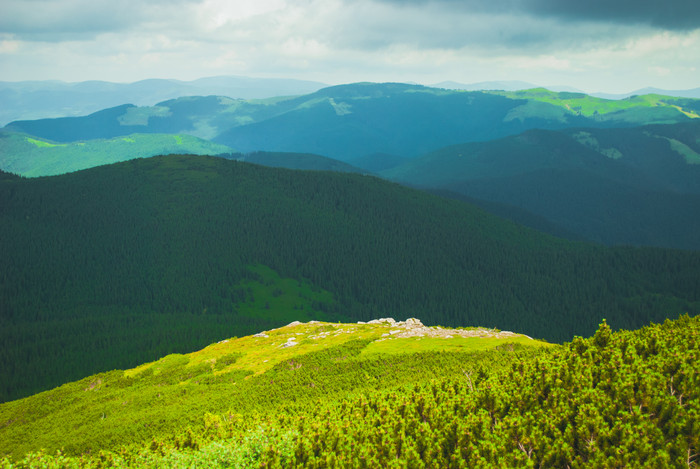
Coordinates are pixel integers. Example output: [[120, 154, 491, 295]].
[[1, 154, 699, 402], [0, 319, 547, 460], [2, 315, 697, 468], [383, 121, 700, 249]]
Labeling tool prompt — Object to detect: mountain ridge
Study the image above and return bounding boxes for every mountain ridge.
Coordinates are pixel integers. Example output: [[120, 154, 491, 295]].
[[0, 76, 327, 126], [2, 154, 699, 403], [381, 121, 700, 249]]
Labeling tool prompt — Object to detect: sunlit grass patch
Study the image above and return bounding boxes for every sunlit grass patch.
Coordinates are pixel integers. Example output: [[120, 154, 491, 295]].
[[26, 137, 65, 148]]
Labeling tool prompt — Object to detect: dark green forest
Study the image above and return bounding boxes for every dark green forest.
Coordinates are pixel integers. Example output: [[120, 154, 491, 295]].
[[1, 154, 699, 402], [382, 121, 700, 250]]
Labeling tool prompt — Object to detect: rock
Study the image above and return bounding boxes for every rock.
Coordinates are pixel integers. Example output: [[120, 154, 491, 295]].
[[253, 332, 268, 338], [368, 318, 396, 324], [281, 338, 297, 348], [285, 321, 302, 328], [405, 318, 423, 328]]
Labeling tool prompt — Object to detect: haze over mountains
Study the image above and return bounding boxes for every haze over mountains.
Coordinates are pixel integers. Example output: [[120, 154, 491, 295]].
[[4, 76, 700, 127], [0, 76, 327, 127]]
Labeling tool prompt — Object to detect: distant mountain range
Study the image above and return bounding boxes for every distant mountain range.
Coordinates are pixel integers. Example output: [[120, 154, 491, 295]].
[[4, 77, 699, 129], [0, 76, 327, 126], [592, 87, 700, 100], [6, 82, 697, 161], [431, 81, 700, 99], [2, 81, 699, 249]]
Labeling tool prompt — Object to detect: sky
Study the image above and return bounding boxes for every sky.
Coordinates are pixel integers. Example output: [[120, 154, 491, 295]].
[[1, 0, 699, 93]]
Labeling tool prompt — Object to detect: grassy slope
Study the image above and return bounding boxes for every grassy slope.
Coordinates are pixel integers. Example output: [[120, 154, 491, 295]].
[[2, 315, 697, 468], [0, 131, 233, 177], [490, 88, 700, 122], [0, 319, 548, 459]]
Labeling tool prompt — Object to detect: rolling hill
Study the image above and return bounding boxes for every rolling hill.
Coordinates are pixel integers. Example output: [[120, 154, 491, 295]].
[[219, 151, 367, 174], [5, 83, 698, 164], [0, 130, 233, 177], [0, 317, 548, 459], [382, 121, 700, 249], [1, 154, 699, 403], [0, 76, 326, 126]]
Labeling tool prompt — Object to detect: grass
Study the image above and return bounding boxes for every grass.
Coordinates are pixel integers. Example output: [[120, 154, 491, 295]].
[[360, 334, 546, 356], [489, 88, 700, 120], [0, 314, 548, 460], [26, 137, 65, 148], [665, 137, 700, 164], [0, 132, 233, 177]]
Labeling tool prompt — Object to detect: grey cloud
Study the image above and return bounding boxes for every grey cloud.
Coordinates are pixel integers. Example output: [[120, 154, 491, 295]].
[[526, 0, 700, 30], [325, 2, 640, 54], [0, 0, 201, 40], [372, 0, 700, 30]]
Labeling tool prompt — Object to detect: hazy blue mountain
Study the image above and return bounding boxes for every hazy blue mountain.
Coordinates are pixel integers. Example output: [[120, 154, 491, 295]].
[[0, 76, 326, 126], [6, 83, 697, 163], [381, 121, 700, 249], [212, 82, 596, 160], [221, 151, 368, 173], [430, 80, 537, 91], [591, 87, 700, 100], [346, 153, 409, 172]]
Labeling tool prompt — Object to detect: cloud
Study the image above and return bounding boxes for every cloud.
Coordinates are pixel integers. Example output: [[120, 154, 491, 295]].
[[373, 0, 700, 31], [0, 0, 698, 92], [0, 0, 200, 40]]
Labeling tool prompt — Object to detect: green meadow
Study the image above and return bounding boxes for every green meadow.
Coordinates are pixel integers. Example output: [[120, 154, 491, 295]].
[[0, 131, 232, 177]]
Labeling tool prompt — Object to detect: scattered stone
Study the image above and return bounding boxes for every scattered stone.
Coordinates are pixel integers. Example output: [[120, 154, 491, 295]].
[[368, 317, 396, 324], [281, 338, 297, 348], [285, 321, 302, 328], [404, 318, 423, 328], [253, 332, 268, 338]]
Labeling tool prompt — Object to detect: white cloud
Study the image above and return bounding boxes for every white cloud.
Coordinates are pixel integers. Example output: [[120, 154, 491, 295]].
[[0, 0, 698, 92]]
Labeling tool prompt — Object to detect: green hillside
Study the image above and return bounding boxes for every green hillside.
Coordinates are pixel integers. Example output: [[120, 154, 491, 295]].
[[1, 155, 699, 403], [382, 121, 700, 249], [0, 131, 233, 177], [490, 88, 700, 123], [1, 315, 697, 468], [0, 318, 547, 460], [6, 83, 698, 165]]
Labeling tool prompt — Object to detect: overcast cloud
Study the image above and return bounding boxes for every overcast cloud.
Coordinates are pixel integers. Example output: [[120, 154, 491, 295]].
[[1, 0, 698, 93]]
